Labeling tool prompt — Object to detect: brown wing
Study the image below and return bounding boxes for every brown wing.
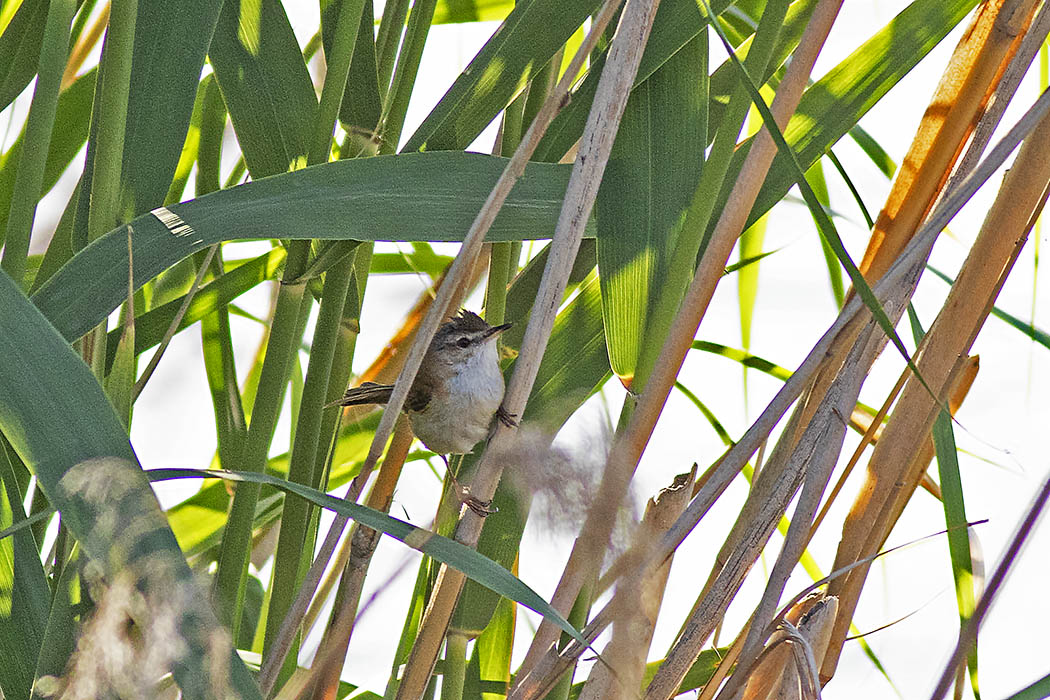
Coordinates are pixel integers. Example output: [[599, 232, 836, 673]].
[[405, 376, 432, 413], [329, 382, 394, 407], [329, 380, 432, 413]]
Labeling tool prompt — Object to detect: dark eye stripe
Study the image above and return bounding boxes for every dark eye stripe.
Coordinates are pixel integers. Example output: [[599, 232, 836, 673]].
[[456, 337, 471, 348]]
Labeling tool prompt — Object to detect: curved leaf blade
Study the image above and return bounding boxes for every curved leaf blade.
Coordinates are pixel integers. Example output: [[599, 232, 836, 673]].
[[32, 152, 580, 343], [0, 0, 48, 111], [118, 0, 224, 216], [147, 467, 588, 646]]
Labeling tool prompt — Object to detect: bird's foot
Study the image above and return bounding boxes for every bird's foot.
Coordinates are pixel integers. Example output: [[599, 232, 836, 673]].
[[496, 405, 518, 428], [461, 492, 497, 517], [448, 469, 497, 517]]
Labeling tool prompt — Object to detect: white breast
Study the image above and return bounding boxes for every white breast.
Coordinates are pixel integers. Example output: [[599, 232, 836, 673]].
[[409, 342, 506, 455]]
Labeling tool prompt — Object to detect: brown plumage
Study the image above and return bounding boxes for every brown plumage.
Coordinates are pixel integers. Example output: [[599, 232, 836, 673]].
[[330, 309, 512, 454]]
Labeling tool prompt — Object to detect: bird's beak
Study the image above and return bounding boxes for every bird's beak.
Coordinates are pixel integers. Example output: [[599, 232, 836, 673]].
[[483, 322, 513, 339]]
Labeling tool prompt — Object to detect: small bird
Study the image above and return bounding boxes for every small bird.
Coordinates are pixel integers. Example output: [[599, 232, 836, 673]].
[[331, 310, 515, 514]]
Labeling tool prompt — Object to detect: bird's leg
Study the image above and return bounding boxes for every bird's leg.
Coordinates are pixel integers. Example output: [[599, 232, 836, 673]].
[[441, 455, 496, 516], [496, 405, 517, 428]]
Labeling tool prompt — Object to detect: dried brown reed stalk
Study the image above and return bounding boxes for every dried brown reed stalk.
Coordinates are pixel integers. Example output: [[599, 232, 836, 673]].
[[517, 26, 1050, 700], [512, 2, 847, 693], [578, 468, 695, 700], [811, 355, 979, 536], [662, 316, 879, 700], [525, 82, 1050, 694], [824, 80, 1050, 681], [858, 0, 1040, 284]]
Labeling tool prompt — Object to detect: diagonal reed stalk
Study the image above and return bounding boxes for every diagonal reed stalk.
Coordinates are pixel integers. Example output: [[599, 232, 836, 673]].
[[394, 0, 664, 694], [928, 468, 1050, 700], [825, 84, 1050, 681], [511, 76, 1050, 700], [512, 0, 845, 693], [264, 2, 631, 695]]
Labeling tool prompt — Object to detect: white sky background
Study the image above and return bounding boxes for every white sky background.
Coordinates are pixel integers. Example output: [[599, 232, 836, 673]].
[[8, 1, 1049, 698]]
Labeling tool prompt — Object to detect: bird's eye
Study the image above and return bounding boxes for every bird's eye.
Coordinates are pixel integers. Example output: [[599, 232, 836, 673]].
[[456, 337, 471, 348]]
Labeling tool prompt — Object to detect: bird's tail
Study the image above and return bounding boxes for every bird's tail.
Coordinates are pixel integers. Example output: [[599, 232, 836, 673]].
[[326, 381, 394, 408]]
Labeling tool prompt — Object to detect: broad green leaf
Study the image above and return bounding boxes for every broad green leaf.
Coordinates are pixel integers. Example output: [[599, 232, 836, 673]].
[[32, 152, 582, 343], [0, 0, 74, 289], [402, 0, 601, 153], [463, 593, 515, 699], [0, 273, 260, 699], [324, 0, 383, 148], [535, 0, 798, 164], [118, 0, 224, 217], [30, 545, 79, 698], [65, 0, 213, 253], [0, 0, 47, 111], [596, 27, 706, 382], [208, 0, 317, 177]]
